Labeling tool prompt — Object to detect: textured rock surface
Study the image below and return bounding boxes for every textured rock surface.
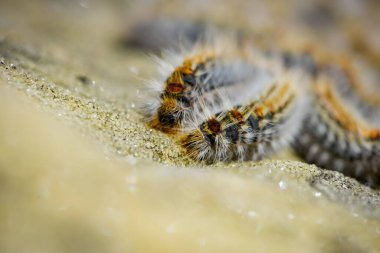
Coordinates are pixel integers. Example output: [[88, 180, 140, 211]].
[[0, 0, 379, 252]]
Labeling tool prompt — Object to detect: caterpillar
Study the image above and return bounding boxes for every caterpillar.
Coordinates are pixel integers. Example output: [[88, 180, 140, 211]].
[[140, 34, 380, 188]]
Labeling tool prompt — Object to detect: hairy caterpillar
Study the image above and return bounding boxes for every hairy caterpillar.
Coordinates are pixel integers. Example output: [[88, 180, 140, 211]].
[[140, 34, 379, 188]]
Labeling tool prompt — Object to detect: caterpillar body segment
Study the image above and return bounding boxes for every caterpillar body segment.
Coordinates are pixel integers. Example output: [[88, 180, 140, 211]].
[[294, 82, 380, 187], [180, 81, 307, 163]]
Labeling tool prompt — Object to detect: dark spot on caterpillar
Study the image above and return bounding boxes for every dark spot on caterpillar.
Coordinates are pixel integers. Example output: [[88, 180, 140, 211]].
[[301, 53, 319, 77], [199, 119, 221, 147], [177, 96, 191, 108], [198, 72, 209, 84], [183, 74, 196, 86], [282, 51, 295, 69], [265, 112, 274, 119], [215, 111, 223, 118], [280, 51, 319, 77], [247, 116, 259, 132], [262, 123, 274, 140], [194, 62, 207, 72], [167, 82, 185, 93], [157, 100, 183, 128], [204, 134, 216, 146], [158, 112, 176, 126], [207, 118, 222, 134], [231, 109, 244, 123], [225, 124, 240, 144]]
